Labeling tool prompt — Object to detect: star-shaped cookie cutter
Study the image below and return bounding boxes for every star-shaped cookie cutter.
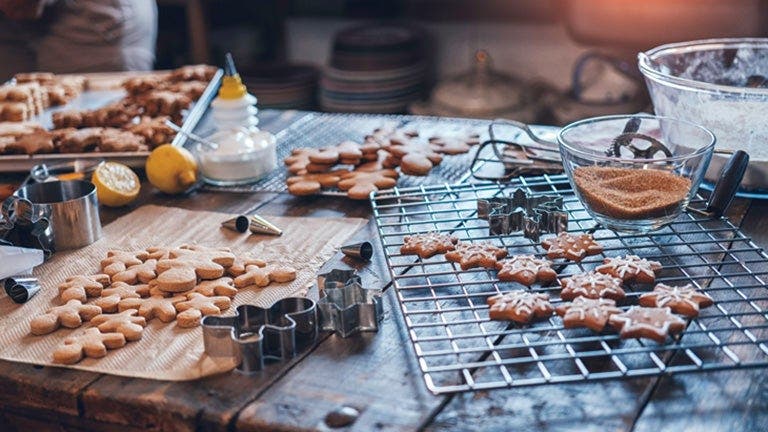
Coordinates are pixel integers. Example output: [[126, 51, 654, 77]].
[[201, 297, 318, 373], [317, 268, 383, 338], [477, 188, 568, 241]]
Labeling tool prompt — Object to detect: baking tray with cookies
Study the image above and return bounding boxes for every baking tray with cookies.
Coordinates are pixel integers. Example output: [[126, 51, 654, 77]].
[[0, 65, 223, 172], [199, 110, 559, 199]]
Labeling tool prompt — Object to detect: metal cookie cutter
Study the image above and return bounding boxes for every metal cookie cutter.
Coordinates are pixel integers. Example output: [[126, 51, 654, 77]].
[[477, 188, 568, 241], [317, 268, 383, 338], [201, 297, 318, 373], [1, 197, 54, 258]]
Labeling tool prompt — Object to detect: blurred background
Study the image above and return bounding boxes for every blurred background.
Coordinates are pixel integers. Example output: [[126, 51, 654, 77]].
[[5, 0, 768, 125]]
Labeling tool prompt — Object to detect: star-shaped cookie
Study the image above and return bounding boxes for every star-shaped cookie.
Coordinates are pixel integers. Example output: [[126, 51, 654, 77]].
[[559, 271, 625, 301], [596, 255, 662, 283], [400, 232, 458, 259], [638, 283, 714, 317], [608, 306, 686, 343], [444, 241, 508, 270], [555, 296, 622, 332], [487, 291, 554, 323], [541, 232, 603, 262], [495, 255, 557, 286]]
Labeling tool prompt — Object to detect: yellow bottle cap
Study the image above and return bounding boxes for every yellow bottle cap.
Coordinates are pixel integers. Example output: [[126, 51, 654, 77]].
[[218, 74, 247, 100]]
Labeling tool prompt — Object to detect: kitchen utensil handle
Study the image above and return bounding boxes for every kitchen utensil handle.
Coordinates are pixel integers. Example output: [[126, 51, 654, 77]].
[[705, 150, 749, 217]]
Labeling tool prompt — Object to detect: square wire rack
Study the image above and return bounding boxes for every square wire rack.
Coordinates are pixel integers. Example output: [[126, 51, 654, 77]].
[[370, 174, 768, 394], [200, 112, 500, 194]]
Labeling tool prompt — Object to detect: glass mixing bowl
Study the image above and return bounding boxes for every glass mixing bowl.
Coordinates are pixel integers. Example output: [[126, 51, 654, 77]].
[[638, 38, 768, 191], [559, 114, 715, 232]]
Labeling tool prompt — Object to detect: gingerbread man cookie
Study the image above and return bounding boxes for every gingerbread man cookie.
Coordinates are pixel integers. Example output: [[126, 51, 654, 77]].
[[444, 241, 508, 270], [428, 133, 481, 155], [555, 296, 623, 332], [609, 306, 686, 343], [541, 232, 603, 262], [596, 255, 662, 284], [638, 283, 714, 318], [233, 264, 297, 288], [487, 291, 554, 323], [286, 169, 350, 196], [559, 271, 625, 301], [175, 293, 232, 328], [101, 250, 149, 276], [93, 281, 143, 313], [384, 137, 443, 176], [111, 259, 158, 285], [284, 147, 314, 174], [58, 274, 111, 303], [337, 169, 398, 200], [155, 246, 236, 292], [400, 232, 458, 259], [118, 295, 186, 322], [192, 277, 238, 298], [228, 257, 267, 277], [53, 328, 126, 365], [30, 299, 102, 335], [91, 310, 147, 341], [495, 255, 557, 286]]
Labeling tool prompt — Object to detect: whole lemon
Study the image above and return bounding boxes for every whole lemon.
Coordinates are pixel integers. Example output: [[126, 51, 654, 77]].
[[92, 162, 141, 207], [145, 144, 198, 194]]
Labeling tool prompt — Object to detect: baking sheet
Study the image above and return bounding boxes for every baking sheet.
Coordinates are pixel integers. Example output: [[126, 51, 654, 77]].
[[0, 70, 222, 173], [0, 205, 366, 380]]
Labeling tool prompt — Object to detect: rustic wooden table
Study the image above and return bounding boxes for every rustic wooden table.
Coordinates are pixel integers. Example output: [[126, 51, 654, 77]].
[[1, 111, 767, 432]]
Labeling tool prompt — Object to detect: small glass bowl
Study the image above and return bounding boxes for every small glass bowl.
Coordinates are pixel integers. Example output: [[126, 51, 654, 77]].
[[558, 114, 715, 233]]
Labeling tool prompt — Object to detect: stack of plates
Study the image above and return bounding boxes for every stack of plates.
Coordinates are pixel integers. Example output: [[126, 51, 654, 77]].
[[240, 64, 319, 110], [320, 24, 428, 114]]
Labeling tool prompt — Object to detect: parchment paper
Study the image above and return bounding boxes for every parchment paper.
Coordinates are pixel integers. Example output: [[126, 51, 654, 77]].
[[0, 205, 366, 380]]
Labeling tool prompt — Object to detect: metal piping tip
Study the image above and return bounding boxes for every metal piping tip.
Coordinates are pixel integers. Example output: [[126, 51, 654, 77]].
[[249, 215, 282, 236], [222, 215, 250, 233], [341, 242, 373, 261], [4, 276, 41, 304]]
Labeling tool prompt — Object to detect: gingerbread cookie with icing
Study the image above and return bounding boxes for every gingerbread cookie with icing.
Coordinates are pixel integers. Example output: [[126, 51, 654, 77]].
[[487, 291, 554, 323], [609, 306, 686, 343], [559, 271, 625, 301], [596, 255, 662, 284], [444, 241, 508, 270], [400, 232, 458, 259], [638, 283, 714, 317], [495, 255, 557, 286], [542, 232, 603, 262], [556, 296, 622, 332]]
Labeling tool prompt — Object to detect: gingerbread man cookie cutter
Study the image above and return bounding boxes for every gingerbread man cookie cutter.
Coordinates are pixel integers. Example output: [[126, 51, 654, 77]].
[[477, 188, 568, 241], [316, 268, 383, 338], [201, 297, 318, 373]]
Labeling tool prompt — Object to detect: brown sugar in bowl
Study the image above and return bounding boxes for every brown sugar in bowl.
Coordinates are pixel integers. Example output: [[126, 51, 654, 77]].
[[573, 166, 692, 220]]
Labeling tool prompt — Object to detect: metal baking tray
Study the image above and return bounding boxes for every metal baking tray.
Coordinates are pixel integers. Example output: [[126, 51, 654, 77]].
[[200, 112, 556, 195], [0, 70, 223, 173]]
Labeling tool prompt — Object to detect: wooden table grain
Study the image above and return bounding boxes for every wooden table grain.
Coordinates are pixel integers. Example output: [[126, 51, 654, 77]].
[[1, 112, 766, 432]]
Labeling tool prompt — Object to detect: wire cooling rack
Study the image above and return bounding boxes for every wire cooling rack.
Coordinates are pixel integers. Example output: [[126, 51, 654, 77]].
[[201, 112, 543, 194], [371, 174, 768, 394]]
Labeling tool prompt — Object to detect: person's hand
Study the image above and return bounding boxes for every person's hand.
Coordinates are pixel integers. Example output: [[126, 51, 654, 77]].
[[0, 0, 46, 20]]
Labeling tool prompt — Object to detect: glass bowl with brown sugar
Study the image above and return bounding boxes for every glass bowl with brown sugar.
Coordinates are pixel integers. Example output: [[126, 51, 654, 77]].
[[558, 114, 715, 233]]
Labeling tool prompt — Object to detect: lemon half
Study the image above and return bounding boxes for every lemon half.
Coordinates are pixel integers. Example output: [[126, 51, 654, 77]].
[[92, 162, 141, 207]]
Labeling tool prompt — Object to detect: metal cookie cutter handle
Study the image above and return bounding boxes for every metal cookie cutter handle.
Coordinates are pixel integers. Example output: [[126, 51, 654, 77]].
[[201, 297, 318, 373]]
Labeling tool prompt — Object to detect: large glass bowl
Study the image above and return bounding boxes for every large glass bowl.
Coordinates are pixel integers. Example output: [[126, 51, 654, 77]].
[[638, 38, 768, 191], [559, 114, 715, 233]]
